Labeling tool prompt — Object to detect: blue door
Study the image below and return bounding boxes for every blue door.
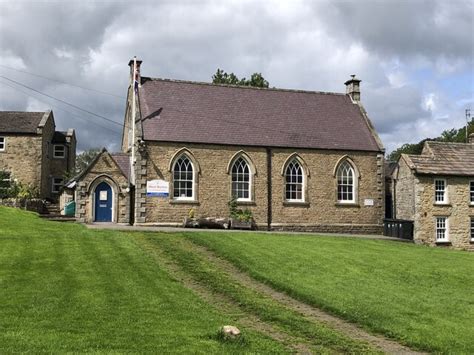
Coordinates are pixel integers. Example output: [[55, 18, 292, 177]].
[[95, 182, 112, 222]]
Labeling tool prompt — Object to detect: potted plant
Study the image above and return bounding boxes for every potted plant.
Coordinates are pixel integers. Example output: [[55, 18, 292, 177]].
[[228, 197, 254, 230]]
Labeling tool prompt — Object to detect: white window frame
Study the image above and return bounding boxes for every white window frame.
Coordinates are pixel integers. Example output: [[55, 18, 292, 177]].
[[435, 216, 449, 242], [53, 144, 66, 159], [337, 161, 356, 203], [284, 159, 305, 202], [231, 157, 252, 202], [434, 178, 447, 204], [51, 177, 64, 194], [470, 217, 474, 242], [470, 181, 474, 205], [0, 137, 5, 151], [172, 155, 195, 201]]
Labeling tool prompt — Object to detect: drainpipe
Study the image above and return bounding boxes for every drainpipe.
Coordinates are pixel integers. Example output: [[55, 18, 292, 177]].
[[266, 147, 272, 231]]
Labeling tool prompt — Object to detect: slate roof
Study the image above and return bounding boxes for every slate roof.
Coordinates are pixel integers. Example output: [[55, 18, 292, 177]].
[[138, 78, 383, 152], [0, 111, 45, 134], [110, 153, 130, 180], [403, 141, 474, 176], [68, 149, 130, 185]]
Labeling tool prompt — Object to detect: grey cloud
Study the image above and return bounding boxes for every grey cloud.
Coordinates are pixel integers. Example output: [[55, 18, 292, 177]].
[[312, 0, 473, 62], [0, 0, 471, 154]]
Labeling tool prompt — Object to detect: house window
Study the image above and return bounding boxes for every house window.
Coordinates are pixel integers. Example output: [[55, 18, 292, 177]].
[[53, 145, 65, 158], [52, 177, 64, 193], [471, 217, 474, 241], [470, 181, 474, 205], [231, 157, 251, 201], [337, 161, 355, 203], [434, 179, 447, 203], [435, 217, 448, 242], [285, 160, 304, 202], [173, 155, 194, 200], [0, 137, 5, 151]]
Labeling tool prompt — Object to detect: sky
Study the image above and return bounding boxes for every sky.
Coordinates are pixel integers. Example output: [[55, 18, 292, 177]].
[[0, 0, 473, 154]]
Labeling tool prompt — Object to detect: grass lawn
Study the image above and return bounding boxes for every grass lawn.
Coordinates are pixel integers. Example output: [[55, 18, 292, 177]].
[[2, 206, 473, 353], [185, 231, 474, 353], [0, 207, 284, 353]]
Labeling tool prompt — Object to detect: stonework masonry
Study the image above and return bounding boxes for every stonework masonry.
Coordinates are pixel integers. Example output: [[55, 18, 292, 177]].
[[140, 141, 384, 233], [0, 111, 75, 200], [75, 152, 130, 224], [39, 115, 55, 199], [394, 158, 416, 220], [414, 175, 473, 250], [0, 134, 43, 190]]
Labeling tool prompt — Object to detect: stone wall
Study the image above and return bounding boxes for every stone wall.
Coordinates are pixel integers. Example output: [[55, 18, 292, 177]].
[[140, 142, 384, 233], [0, 134, 43, 192], [414, 175, 474, 250], [270, 148, 384, 232], [75, 152, 130, 224], [394, 157, 416, 220], [0, 198, 45, 214], [39, 115, 55, 199]]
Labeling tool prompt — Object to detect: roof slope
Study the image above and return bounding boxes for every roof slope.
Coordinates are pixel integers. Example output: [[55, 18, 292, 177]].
[[403, 141, 474, 176], [138, 78, 382, 152], [0, 111, 45, 134], [110, 152, 130, 180]]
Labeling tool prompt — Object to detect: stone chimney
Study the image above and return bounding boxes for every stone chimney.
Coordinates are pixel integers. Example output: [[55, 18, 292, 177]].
[[345, 75, 361, 102], [128, 57, 142, 87], [469, 133, 474, 143]]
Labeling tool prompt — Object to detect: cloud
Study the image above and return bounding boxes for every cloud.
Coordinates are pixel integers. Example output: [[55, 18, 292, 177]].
[[0, 0, 472, 155]]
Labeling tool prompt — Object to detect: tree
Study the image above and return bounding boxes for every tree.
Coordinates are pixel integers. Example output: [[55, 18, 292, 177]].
[[212, 69, 269, 88], [388, 119, 474, 161], [75, 148, 101, 175]]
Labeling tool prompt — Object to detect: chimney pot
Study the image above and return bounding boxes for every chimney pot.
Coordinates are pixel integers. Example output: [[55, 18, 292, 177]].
[[345, 75, 361, 102], [128, 57, 142, 87]]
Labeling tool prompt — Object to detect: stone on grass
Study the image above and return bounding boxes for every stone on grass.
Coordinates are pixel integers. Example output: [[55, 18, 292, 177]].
[[221, 325, 241, 338]]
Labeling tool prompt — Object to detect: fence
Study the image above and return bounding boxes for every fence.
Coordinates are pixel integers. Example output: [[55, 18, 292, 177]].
[[383, 219, 414, 240]]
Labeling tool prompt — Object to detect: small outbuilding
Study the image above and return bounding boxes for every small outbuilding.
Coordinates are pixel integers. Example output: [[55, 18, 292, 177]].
[[68, 148, 131, 224]]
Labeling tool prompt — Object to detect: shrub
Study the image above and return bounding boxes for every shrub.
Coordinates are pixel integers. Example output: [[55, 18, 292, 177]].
[[228, 197, 253, 222]]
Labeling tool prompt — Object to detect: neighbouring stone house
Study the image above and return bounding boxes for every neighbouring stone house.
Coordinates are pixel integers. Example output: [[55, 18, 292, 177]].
[[394, 137, 474, 250], [73, 59, 385, 232], [0, 111, 76, 200]]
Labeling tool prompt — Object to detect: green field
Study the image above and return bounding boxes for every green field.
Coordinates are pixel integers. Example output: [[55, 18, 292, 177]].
[[0, 207, 284, 353], [1, 206, 473, 353], [185, 231, 474, 353]]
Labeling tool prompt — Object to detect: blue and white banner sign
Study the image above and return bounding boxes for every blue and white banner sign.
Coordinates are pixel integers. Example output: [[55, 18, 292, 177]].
[[146, 179, 169, 197]]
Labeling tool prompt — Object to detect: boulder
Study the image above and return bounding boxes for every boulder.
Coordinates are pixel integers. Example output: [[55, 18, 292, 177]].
[[221, 325, 241, 338]]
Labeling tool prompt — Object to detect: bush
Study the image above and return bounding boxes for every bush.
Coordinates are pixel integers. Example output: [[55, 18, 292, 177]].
[[228, 197, 253, 222], [0, 171, 39, 199]]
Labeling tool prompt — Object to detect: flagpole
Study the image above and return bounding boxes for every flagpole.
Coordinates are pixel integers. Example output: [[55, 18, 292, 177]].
[[131, 56, 137, 185]]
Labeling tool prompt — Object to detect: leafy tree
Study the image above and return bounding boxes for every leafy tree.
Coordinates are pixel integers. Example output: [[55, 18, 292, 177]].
[[212, 69, 269, 88], [388, 119, 474, 161], [75, 148, 101, 175]]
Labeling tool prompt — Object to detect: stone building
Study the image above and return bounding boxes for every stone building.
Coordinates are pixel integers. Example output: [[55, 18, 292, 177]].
[[74, 59, 385, 233], [73, 148, 130, 223], [394, 138, 474, 250], [0, 111, 76, 200]]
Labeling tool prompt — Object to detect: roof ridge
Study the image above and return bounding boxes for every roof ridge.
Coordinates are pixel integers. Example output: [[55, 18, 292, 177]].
[[141, 76, 347, 96], [0, 111, 46, 114], [427, 141, 474, 146]]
